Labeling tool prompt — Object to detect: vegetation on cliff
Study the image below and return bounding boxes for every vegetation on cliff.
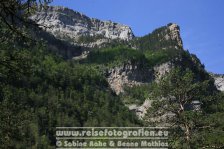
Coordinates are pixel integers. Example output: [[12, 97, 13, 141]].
[[0, 1, 224, 149]]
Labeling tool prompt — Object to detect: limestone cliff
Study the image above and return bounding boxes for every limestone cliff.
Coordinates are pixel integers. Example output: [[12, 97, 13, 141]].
[[211, 74, 224, 91], [166, 23, 183, 48], [107, 61, 172, 95], [106, 62, 153, 95], [30, 6, 134, 47]]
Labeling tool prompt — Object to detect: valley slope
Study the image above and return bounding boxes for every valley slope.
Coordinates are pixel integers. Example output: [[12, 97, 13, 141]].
[[30, 6, 224, 119]]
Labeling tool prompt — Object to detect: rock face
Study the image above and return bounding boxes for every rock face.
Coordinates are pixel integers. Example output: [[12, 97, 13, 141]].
[[106, 62, 153, 95], [154, 62, 172, 81], [107, 62, 172, 95], [166, 23, 183, 48], [134, 99, 152, 119], [30, 6, 134, 47], [161, 23, 183, 50], [134, 23, 183, 51], [211, 74, 224, 91]]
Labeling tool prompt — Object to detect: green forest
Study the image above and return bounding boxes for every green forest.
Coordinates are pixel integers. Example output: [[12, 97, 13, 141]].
[[0, 1, 224, 149]]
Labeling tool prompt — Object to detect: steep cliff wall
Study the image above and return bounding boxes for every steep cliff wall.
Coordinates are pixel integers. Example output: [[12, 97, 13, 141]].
[[30, 6, 134, 47]]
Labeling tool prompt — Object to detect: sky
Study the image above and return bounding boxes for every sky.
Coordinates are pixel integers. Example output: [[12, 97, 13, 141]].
[[51, 0, 224, 74]]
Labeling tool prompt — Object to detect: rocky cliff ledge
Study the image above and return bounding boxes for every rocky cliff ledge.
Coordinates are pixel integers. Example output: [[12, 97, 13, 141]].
[[211, 74, 224, 91], [106, 62, 153, 94], [166, 23, 183, 48], [30, 6, 134, 47], [107, 62, 172, 95]]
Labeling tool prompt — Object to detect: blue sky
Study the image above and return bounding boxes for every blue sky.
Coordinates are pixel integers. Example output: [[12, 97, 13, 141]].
[[51, 0, 224, 74]]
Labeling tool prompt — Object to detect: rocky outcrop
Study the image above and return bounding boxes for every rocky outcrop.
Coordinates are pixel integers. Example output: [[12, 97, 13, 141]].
[[166, 23, 183, 48], [134, 23, 183, 51], [107, 62, 172, 95], [154, 62, 172, 81], [211, 74, 224, 91], [30, 6, 134, 47], [129, 99, 152, 119], [106, 62, 153, 94], [124, 63, 172, 119], [161, 23, 183, 49]]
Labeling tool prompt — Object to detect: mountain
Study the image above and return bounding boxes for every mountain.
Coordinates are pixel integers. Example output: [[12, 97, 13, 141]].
[[2, 3, 224, 149], [30, 6, 134, 48], [30, 6, 188, 62], [133, 23, 183, 50], [31, 6, 184, 51], [30, 5, 221, 99]]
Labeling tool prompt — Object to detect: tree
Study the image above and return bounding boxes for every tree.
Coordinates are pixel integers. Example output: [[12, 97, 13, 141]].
[[0, 0, 53, 77], [0, 0, 52, 31], [145, 68, 215, 148]]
